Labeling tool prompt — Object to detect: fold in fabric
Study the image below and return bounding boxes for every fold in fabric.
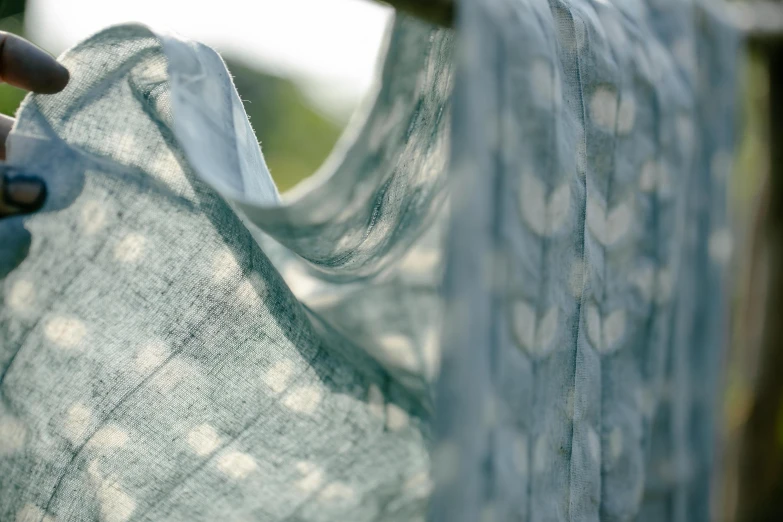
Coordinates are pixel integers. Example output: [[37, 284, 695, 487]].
[[0, 1, 737, 521], [0, 16, 450, 522]]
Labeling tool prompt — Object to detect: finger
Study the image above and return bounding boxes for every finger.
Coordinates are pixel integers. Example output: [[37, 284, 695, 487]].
[[0, 171, 47, 218], [0, 113, 12, 161], [0, 32, 69, 94]]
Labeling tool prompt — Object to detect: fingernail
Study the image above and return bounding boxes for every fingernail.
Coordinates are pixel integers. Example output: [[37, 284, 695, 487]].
[[3, 174, 47, 213]]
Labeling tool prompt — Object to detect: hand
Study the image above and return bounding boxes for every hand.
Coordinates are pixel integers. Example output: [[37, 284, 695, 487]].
[[0, 31, 69, 219]]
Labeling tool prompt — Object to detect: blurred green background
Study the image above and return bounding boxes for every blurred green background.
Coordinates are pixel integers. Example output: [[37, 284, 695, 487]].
[[0, 0, 349, 193]]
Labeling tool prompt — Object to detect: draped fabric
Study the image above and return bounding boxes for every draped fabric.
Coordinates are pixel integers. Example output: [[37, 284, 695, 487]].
[[432, 1, 738, 521], [0, 0, 737, 521]]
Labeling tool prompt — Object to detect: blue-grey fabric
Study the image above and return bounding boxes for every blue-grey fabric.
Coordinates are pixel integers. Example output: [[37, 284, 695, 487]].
[[431, 1, 738, 521], [0, 1, 737, 521]]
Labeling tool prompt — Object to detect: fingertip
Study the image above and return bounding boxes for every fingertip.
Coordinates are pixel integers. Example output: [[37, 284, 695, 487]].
[[0, 32, 70, 94], [40, 60, 70, 94]]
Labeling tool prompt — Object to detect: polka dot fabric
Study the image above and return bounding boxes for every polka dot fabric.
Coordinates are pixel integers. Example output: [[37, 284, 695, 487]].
[[0, 1, 737, 522], [0, 19, 445, 522]]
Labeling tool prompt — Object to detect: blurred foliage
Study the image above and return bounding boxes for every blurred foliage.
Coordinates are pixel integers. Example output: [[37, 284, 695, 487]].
[[719, 48, 768, 521], [226, 59, 347, 192], [0, 82, 26, 117], [0, 0, 25, 19], [0, 5, 28, 117], [726, 53, 768, 428], [731, 52, 768, 219]]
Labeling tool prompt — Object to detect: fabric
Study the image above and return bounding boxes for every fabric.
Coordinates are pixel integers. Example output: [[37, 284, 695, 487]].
[[431, 1, 739, 522], [0, 1, 737, 521]]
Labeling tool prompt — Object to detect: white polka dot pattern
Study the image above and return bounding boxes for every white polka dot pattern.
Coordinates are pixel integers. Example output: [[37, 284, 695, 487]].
[[282, 386, 323, 415], [134, 340, 169, 374], [187, 424, 221, 456], [295, 461, 325, 492], [15, 504, 54, 522], [216, 451, 257, 480], [81, 200, 107, 235], [87, 425, 129, 449], [44, 316, 87, 349], [62, 403, 93, 444], [0, 416, 26, 455], [6, 280, 35, 311], [319, 482, 356, 502], [113, 233, 146, 263], [262, 359, 296, 395]]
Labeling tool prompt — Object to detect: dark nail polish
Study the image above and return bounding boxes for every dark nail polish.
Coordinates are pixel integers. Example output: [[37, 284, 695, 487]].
[[3, 174, 47, 213]]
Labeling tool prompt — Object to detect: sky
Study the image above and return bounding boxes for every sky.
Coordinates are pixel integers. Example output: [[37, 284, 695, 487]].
[[26, 0, 392, 111]]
